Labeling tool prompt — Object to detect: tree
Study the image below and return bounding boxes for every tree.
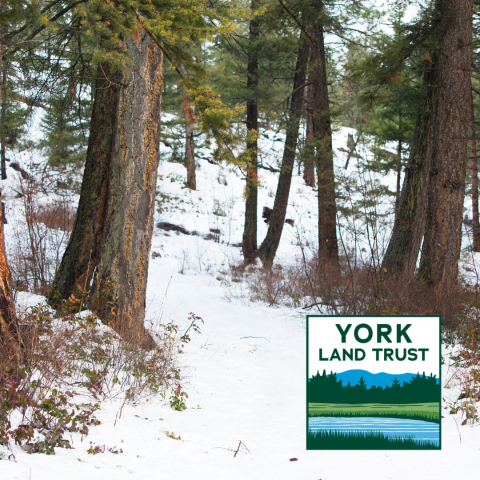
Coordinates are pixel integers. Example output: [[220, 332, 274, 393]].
[[417, 0, 473, 286], [0, 9, 19, 353], [469, 84, 480, 251], [257, 32, 309, 266], [310, 2, 339, 268], [48, 33, 162, 347], [47, 1, 244, 344], [89, 34, 162, 345], [37, 79, 91, 168], [303, 74, 315, 187], [358, 53, 424, 222], [382, 0, 473, 286], [242, 0, 260, 264], [179, 62, 197, 190], [47, 64, 119, 306], [0, 192, 21, 378]]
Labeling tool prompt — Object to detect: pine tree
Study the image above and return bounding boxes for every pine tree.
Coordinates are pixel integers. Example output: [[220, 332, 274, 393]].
[[47, 1, 246, 343], [417, 0, 473, 286], [257, 31, 310, 266], [376, 0, 473, 286], [37, 81, 91, 167]]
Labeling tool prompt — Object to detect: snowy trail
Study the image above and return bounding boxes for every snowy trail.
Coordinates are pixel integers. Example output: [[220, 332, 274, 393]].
[[4, 260, 478, 480]]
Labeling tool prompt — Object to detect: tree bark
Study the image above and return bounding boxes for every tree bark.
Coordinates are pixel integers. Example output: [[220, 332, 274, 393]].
[[303, 73, 315, 187], [0, 3, 4, 182], [184, 109, 196, 190], [0, 192, 21, 377], [178, 64, 196, 190], [310, 8, 339, 266], [184, 100, 197, 190], [418, 0, 473, 286], [394, 139, 402, 221], [48, 65, 118, 305], [1, 68, 6, 181], [469, 86, 480, 251], [0, 2, 20, 375], [258, 34, 309, 267], [242, 1, 259, 264], [382, 104, 433, 277], [91, 33, 162, 347]]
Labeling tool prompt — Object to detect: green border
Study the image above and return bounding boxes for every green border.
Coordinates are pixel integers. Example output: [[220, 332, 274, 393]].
[[306, 315, 442, 450]]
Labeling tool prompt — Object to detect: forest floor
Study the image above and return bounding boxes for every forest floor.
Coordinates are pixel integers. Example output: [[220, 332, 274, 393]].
[[2, 126, 479, 479]]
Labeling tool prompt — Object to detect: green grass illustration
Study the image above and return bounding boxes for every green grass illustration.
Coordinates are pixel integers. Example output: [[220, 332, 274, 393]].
[[307, 430, 440, 450], [308, 402, 439, 423]]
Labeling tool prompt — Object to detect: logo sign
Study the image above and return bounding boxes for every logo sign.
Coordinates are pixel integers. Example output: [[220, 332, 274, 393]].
[[307, 316, 441, 450]]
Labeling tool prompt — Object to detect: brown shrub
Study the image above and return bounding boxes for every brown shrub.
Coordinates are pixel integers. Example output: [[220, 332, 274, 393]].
[[9, 180, 76, 294], [241, 254, 479, 331]]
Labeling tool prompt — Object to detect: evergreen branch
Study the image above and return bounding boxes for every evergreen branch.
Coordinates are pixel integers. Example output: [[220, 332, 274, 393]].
[[277, 0, 315, 45], [274, 81, 313, 108], [24, 1, 86, 43], [7, 0, 86, 55], [4, 0, 65, 41]]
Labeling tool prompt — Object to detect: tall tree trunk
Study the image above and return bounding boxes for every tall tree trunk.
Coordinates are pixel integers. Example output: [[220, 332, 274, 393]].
[[184, 111, 196, 190], [382, 106, 433, 277], [469, 86, 480, 251], [0, 194, 21, 376], [91, 33, 162, 346], [0, 1, 20, 374], [0, 8, 4, 182], [242, 1, 259, 264], [382, 36, 445, 280], [418, 0, 473, 286], [1, 68, 6, 181], [303, 73, 315, 187], [178, 64, 196, 190], [394, 139, 402, 220], [258, 35, 309, 267], [311, 8, 339, 266], [48, 66, 118, 305]]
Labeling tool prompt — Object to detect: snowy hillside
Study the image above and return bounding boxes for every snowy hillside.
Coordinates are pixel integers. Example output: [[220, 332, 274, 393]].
[[2, 126, 478, 480]]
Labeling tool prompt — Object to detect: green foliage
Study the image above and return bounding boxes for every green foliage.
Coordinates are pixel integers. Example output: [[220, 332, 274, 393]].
[[307, 429, 439, 450], [37, 86, 92, 167], [308, 369, 440, 404]]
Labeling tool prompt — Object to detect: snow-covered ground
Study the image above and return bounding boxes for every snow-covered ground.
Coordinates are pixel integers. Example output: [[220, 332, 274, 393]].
[[2, 126, 479, 479]]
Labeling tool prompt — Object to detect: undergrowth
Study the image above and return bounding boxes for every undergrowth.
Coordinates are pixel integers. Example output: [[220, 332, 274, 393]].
[[0, 293, 203, 458]]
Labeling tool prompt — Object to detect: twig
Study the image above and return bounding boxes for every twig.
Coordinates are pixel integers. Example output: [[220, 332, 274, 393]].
[[212, 440, 250, 457], [453, 416, 462, 444]]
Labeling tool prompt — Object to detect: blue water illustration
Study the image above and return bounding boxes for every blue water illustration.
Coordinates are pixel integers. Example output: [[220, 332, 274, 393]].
[[308, 417, 439, 445]]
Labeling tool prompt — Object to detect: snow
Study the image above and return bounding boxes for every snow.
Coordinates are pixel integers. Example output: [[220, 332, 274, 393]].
[[2, 126, 478, 479]]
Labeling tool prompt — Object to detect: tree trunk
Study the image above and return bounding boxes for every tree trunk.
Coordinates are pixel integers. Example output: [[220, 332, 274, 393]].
[[311, 9, 339, 267], [1, 68, 6, 181], [418, 0, 473, 286], [48, 66, 118, 305], [382, 105, 433, 277], [470, 86, 480, 251], [0, 3, 20, 375], [242, 1, 259, 264], [91, 33, 162, 347], [0, 193, 21, 377], [0, 7, 4, 182], [258, 34, 309, 267], [178, 64, 196, 190], [303, 73, 315, 187], [394, 139, 402, 220], [184, 103, 196, 190]]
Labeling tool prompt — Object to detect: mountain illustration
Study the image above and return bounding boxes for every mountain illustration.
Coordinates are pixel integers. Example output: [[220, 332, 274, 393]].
[[332, 369, 440, 388]]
